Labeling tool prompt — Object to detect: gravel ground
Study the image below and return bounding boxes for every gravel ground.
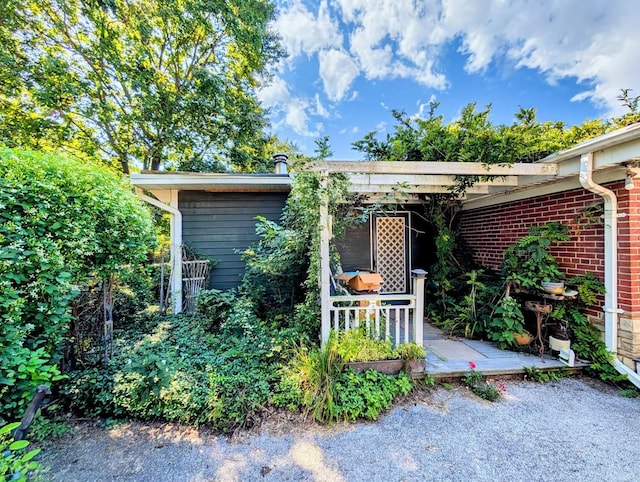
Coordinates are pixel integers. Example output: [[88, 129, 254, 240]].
[[39, 377, 640, 482]]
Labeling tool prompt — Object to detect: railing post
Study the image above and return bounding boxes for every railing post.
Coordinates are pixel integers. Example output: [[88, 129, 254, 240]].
[[411, 269, 428, 345], [319, 173, 331, 346]]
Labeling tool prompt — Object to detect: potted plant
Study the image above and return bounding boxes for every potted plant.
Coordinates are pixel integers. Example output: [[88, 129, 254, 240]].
[[336, 328, 404, 374], [501, 222, 569, 292]]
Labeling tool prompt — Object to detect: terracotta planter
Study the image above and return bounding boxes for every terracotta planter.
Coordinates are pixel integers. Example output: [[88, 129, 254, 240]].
[[514, 332, 533, 345], [346, 359, 404, 375]]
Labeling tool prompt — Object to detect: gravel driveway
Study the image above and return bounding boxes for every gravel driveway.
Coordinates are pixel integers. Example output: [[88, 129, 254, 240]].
[[39, 377, 640, 482]]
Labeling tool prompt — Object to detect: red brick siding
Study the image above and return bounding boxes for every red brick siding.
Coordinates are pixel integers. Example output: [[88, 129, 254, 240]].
[[459, 181, 639, 316]]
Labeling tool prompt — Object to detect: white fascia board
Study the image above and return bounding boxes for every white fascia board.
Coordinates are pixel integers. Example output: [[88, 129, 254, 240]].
[[130, 172, 292, 191]]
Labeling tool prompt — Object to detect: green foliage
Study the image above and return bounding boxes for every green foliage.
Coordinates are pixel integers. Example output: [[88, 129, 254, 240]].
[[274, 333, 343, 423], [238, 164, 351, 341], [430, 269, 502, 340], [334, 370, 412, 421], [273, 331, 413, 423], [489, 295, 526, 349], [335, 329, 397, 363], [0, 346, 65, 424], [555, 275, 627, 384], [1, 422, 43, 481], [619, 387, 639, 399], [396, 342, 427, 360], [240, 217, 309, 314], [501, 222, 569, 289], [523, 366, 570, 383], [0, 148, 154, 420], [195, 289, 237, 330], [112, 263, 158, 322], [462, 366, 506, 402], [1, 0, 285, 173], [63, 301, 297, 431]]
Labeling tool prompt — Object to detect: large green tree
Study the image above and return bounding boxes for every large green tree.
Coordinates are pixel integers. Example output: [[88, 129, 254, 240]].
[[0, 0, 284, 173]]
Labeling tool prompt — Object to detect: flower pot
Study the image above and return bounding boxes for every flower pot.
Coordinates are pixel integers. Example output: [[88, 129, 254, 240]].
[[514, 332, 533, 345], [541, 281, 565, 295], [549, 335, 570, 351], [346, 359, 404, 375]]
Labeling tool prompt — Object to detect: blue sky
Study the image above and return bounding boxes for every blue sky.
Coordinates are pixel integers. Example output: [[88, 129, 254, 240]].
[[257, 0, 640, 160]]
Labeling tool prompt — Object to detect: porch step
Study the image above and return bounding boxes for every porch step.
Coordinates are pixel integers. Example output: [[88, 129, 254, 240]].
[[421, 323, 587, 381], [425, 355, 586, 381]]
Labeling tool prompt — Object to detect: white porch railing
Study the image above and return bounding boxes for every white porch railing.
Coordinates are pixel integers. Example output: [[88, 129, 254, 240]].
[[324, 269, 427, 347]]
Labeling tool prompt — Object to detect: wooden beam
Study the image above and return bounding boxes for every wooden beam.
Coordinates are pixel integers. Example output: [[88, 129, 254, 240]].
[[351, 184, 491, 194], [348, 173, 519, 186], [306, 161, 558, 176]]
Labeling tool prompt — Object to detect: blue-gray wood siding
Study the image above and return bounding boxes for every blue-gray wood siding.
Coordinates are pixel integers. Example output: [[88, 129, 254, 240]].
[[180, 191, 288, 291]]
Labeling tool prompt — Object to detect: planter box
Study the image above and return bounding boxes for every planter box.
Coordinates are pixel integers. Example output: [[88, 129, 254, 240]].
[[346, 359, 425, 376], [347, 359, 404, 375]]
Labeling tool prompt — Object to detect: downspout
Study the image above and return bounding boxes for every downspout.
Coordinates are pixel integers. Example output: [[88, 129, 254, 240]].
[[579, 153, 640, 387], [135, 188, 183, 314]]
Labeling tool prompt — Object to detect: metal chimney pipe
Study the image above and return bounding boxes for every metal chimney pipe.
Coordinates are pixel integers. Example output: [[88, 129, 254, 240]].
[[273, 153, 288, 175]]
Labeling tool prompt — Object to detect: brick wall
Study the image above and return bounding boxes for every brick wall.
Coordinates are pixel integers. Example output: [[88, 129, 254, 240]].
[[459, 180, 640, 367]]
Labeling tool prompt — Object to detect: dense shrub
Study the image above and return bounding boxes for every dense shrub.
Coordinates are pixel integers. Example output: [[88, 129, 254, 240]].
[[0, 148, 154, 420], [1, 422, 42, 481], [63, 299, 300, 431]]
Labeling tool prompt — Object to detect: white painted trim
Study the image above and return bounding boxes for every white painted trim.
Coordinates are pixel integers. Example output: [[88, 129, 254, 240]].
[[319, 174, 331, 346], [130, 172, 292, 192], [135, 188, 183, 314], [307, 161, 558, 176]]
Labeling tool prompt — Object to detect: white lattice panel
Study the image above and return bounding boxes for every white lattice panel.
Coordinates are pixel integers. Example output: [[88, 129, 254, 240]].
[[376, 217, 406, 293]]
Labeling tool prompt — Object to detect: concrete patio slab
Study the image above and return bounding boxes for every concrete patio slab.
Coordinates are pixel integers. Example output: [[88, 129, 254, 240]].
[[420, 320, 586, 379], [425, 339, 484, 360]]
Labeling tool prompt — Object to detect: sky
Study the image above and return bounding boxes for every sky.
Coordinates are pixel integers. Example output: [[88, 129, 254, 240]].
[[257, 0, 640, 160]]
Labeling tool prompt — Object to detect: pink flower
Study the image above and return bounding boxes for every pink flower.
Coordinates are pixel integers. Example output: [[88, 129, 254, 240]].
[[468, 361, 476, 370]]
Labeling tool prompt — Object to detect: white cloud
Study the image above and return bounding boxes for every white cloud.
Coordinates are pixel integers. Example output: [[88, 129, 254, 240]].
[[314, 93, 330, 118], [438, 0, 640, 115], [257, 76, 319, 137], [339, 0, 447, 88], [275, 0, 342, 58], [318, 49, 360, 101], [270, 0, 640, 141]]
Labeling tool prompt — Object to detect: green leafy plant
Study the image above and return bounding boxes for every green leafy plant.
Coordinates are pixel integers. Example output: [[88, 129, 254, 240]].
[[334, 369, 412, 421], [335, 328, 397, 363], [489, 295, 526, 349], [462, 361, 506, 402], [523, 366, 569, 383], [62, 301, 292, 431], [273, 329, 415, 423], [1, 422, 42, 481], [501, 222, 569, 289], [396, 342, 426, 360]]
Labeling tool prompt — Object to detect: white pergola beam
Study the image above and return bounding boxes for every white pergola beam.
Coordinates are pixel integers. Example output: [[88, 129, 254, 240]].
[[307, 161, 558, 176], [348, 173, 518, 187], [352, 183, 492, 194]]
